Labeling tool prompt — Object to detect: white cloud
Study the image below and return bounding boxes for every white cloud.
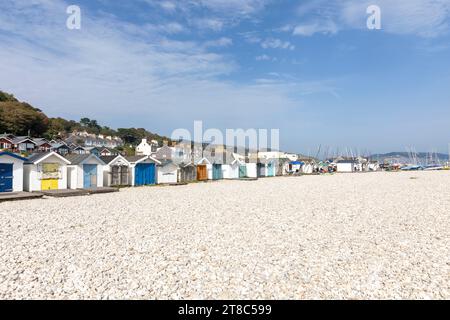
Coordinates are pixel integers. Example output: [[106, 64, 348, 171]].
[[144, 22, 187, 34], [255, 54, 277, 62], [204, 37, 233, 47], [256, 54, 270, 61], [0, 0, 302, 135], [190, 18, 225, 32], [197, 0, 268, 16], [159, 1, 177, 12], [261, 38, 295, 50], [293, 21, 338, 37], [291, 0, 450, 38]]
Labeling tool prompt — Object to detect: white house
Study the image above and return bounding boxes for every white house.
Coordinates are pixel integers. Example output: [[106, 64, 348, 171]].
[[0, 152, 27, 193], [100, 155, 131, 187], [136, 139, 158, 156], [23, 152, 71, 192], [65, 154, 105, 189], [157, 160, 179, 184]]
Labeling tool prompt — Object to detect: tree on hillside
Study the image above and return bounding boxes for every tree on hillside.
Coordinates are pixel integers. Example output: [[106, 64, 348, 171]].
[[45, 117, 81, 139], [0, 91, 18, 102], [80, 117, 101, 134], [0, 90, 171, 145], [0, 100, 49, 136]]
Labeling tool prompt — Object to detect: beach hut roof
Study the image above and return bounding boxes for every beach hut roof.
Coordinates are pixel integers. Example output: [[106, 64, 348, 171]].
[[158, 160, 179, 168], [125, 155, 161, 165], [100, 155, 119, 165], [65, 153, 106, 166], [0, 151, 28, 162], [26, 152, 71, 165]]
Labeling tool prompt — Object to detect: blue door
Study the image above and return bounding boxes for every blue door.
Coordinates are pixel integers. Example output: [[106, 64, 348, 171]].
[[83, 164, 98, 189], [0, 163, 13, 192], [239, 165, 247, 178], [212, 164, 223, 180], [135, 163, 156, 186], [268, 162, 275, 177]]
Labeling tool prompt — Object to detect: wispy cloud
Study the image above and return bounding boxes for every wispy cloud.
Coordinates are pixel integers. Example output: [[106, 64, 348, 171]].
[[204, 37, 233, 48], [289, 0, 450, 38], [261, 38, 295, 50], [0, 0, 301, 134]]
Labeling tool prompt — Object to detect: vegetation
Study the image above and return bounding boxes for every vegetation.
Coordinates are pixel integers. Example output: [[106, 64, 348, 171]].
[[0, 92, 49, 136], [0, 90, 171, 146]]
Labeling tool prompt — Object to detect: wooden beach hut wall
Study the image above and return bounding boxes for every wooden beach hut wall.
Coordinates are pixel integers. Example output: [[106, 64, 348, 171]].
[[179, 163, 197, 183], [126, 155, 161, 187], [157, 160, 179, 184], [101, 155, 131, 187], [65, 154, 106, 189], [196, 158, 211, 181], [0, 152, 27, 193], [276, 158, 290, 176], [23, 152, 71, 192]]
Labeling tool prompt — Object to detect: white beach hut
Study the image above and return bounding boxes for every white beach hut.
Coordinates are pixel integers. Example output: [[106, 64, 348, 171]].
[[100, 155, 131, 187], [336, 160, 357, 173], [157, 160, 179, 184], [222, 153, 241, 179], [65, 154, 105, 189], [23, 152, 71, 192], [0, 152, 27, 193], [125, 155, 161, 187]]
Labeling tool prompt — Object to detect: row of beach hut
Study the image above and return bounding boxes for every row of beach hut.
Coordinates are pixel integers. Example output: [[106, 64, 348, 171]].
[[1, 151, 282, 193]]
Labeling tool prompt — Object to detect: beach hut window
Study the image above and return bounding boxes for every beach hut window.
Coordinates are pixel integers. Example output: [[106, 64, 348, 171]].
[[41, 163, 60, 179]]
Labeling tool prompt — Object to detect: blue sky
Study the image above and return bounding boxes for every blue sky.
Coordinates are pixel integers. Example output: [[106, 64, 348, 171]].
[[1, 0, 450, 154]]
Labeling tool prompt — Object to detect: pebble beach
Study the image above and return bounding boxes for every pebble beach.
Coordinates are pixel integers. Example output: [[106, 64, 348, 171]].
[[0, 171, 449, 299]]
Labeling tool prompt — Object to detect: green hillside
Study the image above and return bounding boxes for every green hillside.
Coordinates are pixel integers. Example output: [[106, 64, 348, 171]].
[[0, 90, 171, 146]]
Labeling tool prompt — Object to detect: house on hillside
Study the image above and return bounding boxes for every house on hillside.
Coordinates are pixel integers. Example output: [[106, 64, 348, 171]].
[[136, 139, 158, 156], [99, 147, 119, 157], [153, 145, 173, 161], [0, 134, 14, 151], [51, 142, 70, 155], [33, 138, 52, 152], [11, 136, 37, 154]]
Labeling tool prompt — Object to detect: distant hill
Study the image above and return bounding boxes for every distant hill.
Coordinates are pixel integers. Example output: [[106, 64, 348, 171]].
[[371, 152, 449, 163], [0, 90, 171, 146]]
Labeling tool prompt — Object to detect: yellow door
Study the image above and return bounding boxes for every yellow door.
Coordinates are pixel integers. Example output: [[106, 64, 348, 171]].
[[41, 179, 58, 190]]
